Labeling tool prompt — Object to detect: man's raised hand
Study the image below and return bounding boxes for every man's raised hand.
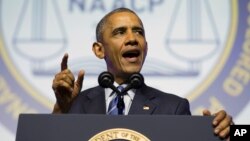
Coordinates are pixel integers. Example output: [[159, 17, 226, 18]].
[[52, 53, 84, 113]]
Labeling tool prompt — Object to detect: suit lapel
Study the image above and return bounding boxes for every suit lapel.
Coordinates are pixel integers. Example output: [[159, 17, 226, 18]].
[[83, 85, 159, 115], [129, 85, 158, 115], [85, 86, 106, 114]]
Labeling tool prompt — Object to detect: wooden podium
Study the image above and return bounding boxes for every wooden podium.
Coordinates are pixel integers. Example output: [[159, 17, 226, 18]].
[[16, 114, 224, 141]]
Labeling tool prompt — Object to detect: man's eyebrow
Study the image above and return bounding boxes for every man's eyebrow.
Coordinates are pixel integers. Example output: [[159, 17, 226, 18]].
[[132, 25, 143, 29], [112, 26, 126, 33], [111, 26, 144, 35], [132, 26, 144, 31]]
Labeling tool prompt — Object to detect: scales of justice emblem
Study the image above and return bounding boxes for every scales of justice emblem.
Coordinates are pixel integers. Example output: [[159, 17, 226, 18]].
[[165, 0, 220, 76], [12, 0, 67, 75], [12, 0, 221, 77]]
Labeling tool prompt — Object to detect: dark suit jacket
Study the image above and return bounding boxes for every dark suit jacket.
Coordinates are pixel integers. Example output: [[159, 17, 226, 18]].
[[69, 84, 191, 115]]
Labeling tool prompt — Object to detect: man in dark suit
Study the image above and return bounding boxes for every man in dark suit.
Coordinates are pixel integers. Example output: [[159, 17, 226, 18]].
[[52, 8, 232, 139]]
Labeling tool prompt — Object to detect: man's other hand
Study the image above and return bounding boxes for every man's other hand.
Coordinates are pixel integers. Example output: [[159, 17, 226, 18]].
[[203, 109, 233, 141]]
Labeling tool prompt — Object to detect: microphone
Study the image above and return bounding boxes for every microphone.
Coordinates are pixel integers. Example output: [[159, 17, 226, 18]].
[[98, 71, 121, 94], [122, 73, 144, 94], [98, 71, 144, 95]]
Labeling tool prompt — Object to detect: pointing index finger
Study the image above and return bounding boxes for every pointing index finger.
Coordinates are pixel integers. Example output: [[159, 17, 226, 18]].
[[61, 53, 68, 71]]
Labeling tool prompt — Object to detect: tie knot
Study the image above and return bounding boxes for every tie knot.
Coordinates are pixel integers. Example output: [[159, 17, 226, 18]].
[[117, 85, 124, 92]]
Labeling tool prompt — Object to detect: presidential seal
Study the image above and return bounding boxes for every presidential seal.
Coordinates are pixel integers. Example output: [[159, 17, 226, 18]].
[[88, 128, 150, 141]]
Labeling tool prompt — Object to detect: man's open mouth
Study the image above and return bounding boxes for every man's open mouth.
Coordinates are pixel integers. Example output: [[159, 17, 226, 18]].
[[122, 50, 141, 63], [122, 50, 140, 59]]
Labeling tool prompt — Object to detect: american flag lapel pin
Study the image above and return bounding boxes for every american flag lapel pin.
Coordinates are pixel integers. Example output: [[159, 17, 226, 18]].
[[143, 106, 150, 110]]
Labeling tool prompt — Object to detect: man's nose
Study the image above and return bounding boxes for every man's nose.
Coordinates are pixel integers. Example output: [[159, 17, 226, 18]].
[[125, 31, 138, 46]]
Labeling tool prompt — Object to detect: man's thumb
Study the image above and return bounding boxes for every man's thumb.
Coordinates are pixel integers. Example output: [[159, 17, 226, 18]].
[[202, 109, 212, 116], [73, 70, 85, 96]]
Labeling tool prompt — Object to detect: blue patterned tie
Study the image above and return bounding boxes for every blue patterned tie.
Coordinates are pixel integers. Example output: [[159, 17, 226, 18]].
[[107, 86, 124, 115]]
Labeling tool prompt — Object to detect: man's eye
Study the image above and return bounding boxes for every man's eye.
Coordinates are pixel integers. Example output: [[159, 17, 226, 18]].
[[117, 31, 124, 34], [114, 30, 125, 35], [134, 30, 144, 35]]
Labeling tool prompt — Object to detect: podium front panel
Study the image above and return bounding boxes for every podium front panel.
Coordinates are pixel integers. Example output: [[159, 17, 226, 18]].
[[16, 114, 224, 141]]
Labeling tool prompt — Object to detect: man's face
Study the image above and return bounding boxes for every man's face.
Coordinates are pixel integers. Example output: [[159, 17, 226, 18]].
[[101, 12, 147, 81]]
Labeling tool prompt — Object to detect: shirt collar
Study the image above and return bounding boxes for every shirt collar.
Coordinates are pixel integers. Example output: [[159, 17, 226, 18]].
[[104, 82, 136, 100]]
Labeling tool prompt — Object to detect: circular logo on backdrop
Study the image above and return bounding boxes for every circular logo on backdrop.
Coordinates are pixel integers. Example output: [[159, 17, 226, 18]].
[[0, 0, 249, 133]]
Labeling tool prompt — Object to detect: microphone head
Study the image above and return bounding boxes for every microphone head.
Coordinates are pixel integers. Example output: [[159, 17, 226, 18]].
[[98, 71, 114, 88], [129, 73, 144, 89]]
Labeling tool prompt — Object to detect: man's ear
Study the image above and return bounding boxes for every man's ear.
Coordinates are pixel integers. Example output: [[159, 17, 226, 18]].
[[92, 42, 105, 59]]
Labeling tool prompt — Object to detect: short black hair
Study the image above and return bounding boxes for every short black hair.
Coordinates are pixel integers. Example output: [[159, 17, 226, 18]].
[[95, 7, 144, 42]]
